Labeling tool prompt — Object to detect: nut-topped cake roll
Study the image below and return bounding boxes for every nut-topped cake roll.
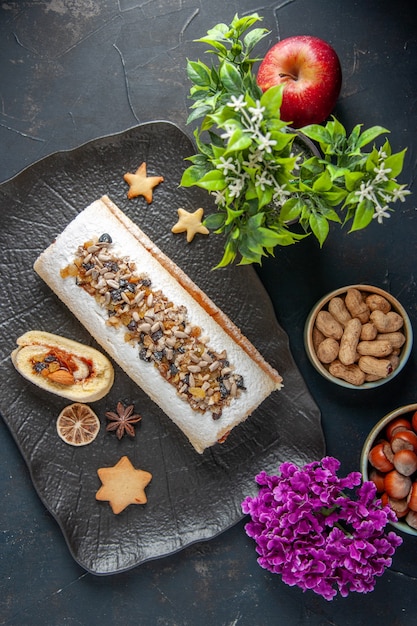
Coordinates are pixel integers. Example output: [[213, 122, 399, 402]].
[[34, 196, 282, 453]]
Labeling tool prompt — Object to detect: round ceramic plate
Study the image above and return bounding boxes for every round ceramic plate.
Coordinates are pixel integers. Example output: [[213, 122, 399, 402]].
[[0, 122, 325, 574]]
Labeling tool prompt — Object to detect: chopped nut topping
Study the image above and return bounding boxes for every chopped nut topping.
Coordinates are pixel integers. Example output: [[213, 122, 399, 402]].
[[61, 235, 246, 419]]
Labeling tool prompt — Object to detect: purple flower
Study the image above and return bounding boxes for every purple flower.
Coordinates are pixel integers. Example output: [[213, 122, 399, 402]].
[[241, 456, 402, 601]]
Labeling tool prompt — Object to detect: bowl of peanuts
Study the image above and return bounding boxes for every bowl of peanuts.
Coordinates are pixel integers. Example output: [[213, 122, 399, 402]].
[[304, 284, 412, 389], [360, 403, 417, 535]]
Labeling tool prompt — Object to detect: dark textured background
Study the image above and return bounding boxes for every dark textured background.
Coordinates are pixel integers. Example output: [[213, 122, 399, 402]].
[[1, 1, 417, 624]]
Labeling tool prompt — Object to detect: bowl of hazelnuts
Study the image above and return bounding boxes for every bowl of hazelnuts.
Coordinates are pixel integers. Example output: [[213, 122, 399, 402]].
[[361, 404, 417, 535], [304, 284, 412, 389]]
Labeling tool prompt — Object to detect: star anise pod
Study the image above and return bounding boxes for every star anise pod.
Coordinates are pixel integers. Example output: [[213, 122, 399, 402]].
[[105, 402, 142, 439]]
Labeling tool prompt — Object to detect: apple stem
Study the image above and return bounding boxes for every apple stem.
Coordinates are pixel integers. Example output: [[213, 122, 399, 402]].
[[279, 72, 298, 81]]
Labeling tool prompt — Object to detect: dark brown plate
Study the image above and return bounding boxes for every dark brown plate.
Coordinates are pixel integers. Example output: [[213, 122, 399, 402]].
[[0, 121, 325, 574]]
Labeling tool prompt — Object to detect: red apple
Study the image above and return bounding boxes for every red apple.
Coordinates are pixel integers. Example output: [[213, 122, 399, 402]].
[[257, 35, 342, 128]]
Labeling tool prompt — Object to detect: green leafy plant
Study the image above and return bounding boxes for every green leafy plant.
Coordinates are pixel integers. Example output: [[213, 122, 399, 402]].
[[180, 14, 410, 267]]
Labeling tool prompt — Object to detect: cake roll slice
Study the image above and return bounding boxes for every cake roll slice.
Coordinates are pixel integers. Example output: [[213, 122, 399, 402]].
[[34, 196, 282, 453]]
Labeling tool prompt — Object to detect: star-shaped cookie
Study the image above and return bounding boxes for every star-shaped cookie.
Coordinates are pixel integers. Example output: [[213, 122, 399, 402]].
[[96, 455, 152, 514], [171, 207, 209, 242], [123, 162, 164, 203]]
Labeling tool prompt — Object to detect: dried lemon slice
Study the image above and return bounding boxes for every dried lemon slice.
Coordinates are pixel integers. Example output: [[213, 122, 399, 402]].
[[57, 403, 100, 446]]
